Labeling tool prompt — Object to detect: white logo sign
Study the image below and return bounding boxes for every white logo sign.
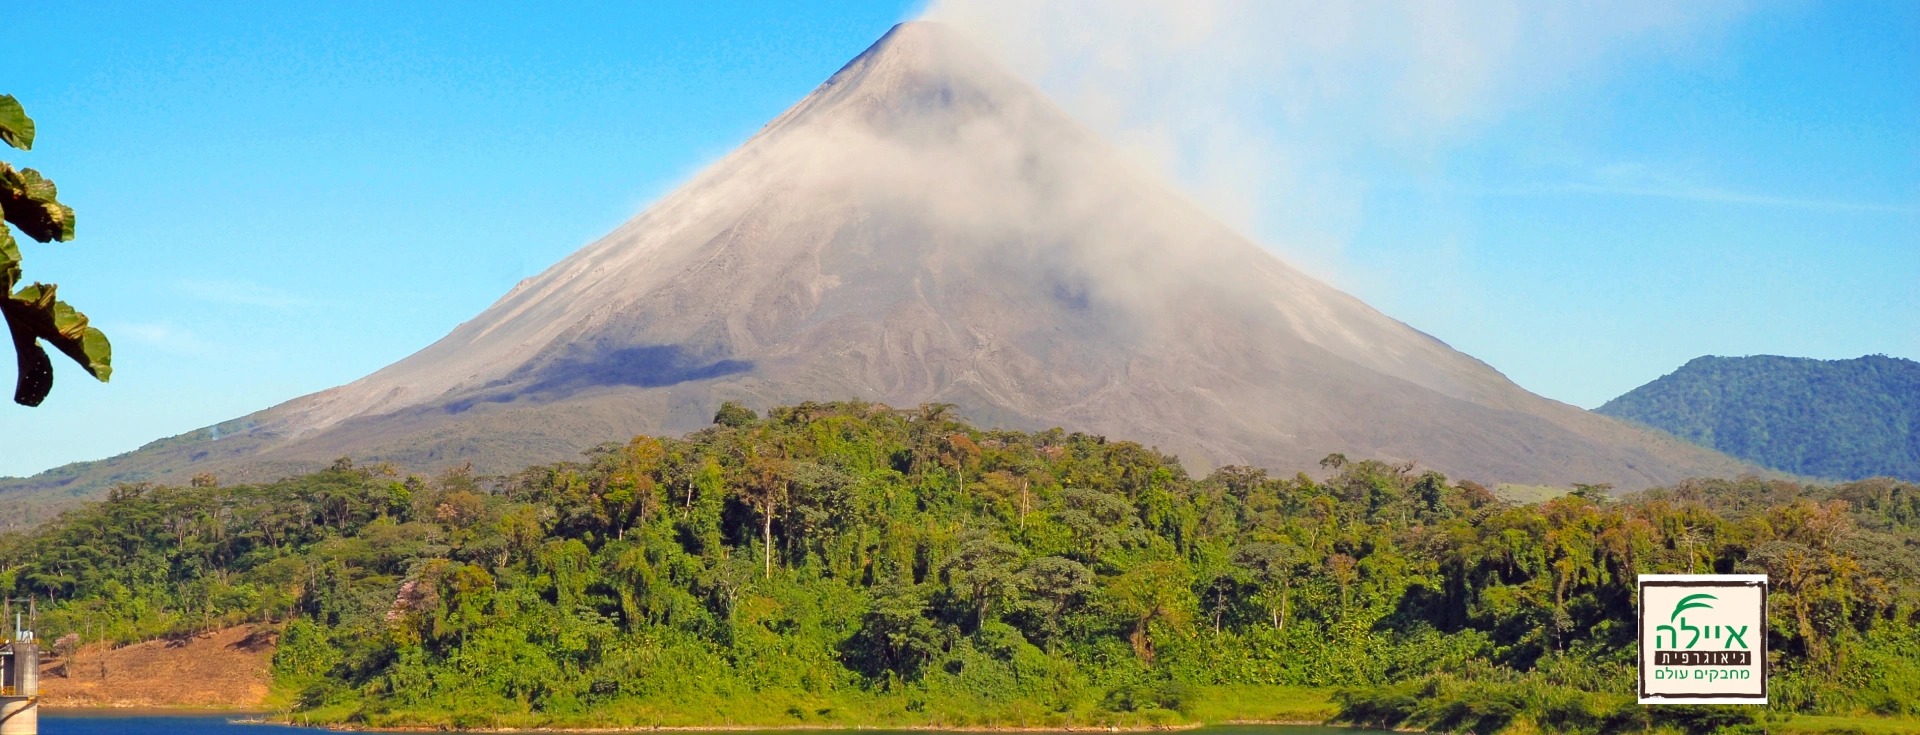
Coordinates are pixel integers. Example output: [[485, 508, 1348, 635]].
[[1639, 574, 1768, 704]]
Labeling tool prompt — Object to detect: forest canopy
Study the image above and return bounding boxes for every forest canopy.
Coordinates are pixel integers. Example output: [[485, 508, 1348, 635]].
[[3, 400, 1917, 732], [1598, 354, 1920, 482]]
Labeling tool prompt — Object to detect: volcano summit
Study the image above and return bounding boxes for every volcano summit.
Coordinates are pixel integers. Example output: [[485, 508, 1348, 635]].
[[5, 22, 1752, 503]]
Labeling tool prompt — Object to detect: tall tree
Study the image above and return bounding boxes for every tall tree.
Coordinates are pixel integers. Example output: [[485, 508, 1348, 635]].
[[736, 444, 790, 578], [942, 537, 1021, 629], [1234, 541, 1304, 630]]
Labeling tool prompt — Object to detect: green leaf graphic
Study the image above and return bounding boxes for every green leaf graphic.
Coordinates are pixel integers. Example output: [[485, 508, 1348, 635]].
[[1670, 593, 1717, 621]]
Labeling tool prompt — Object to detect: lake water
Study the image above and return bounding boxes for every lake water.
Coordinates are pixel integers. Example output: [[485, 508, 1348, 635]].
[[41, 712, 301, 734], [41, 713, 1384, 735]]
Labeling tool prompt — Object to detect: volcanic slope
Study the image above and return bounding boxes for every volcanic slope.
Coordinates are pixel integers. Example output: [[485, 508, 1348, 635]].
[[3, 22, 1754, 505]]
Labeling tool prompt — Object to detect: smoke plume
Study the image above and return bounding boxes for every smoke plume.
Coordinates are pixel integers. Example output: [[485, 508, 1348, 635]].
[[921, 0, 1746, 280]]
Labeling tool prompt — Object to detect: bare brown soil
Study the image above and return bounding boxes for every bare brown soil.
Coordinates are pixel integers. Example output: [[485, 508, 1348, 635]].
[[37, 624, 276, 709]]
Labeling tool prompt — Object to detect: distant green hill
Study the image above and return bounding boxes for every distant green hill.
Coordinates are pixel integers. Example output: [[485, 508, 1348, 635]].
[[1596, 354, 1920, 481]]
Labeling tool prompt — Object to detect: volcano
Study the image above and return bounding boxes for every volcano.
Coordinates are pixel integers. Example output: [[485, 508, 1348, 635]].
[[4, 22, 1753, 505]]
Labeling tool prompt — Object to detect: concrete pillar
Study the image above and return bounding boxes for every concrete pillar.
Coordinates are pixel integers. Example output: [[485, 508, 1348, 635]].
[[0, 639, 38, 734], [12, 642, 33, 699], [0, 696, 33, 735]]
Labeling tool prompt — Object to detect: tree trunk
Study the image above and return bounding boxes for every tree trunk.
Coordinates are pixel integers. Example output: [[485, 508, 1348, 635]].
[[1020, 480, 1029, 530], [1280, 585, 1290, 631], [763, 504, 774, 579]]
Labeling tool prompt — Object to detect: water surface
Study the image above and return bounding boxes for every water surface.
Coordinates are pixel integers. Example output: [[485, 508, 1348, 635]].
[[43, 712, 298, 734]]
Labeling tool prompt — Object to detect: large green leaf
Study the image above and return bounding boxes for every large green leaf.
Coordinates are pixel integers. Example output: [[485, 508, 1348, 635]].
[[0, 95, 32, 151], [3, 281, 111, 406], [0, 94, 107, 407], [0, 220, 19, 290], [0, 162, 74, 243]]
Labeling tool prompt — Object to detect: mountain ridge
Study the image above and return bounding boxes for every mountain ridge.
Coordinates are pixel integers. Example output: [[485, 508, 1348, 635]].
[[1597, 353, 1920, 481]]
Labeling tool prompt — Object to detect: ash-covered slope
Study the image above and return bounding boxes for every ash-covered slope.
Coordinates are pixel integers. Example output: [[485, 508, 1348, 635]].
[[3, 23, 1754, 504]]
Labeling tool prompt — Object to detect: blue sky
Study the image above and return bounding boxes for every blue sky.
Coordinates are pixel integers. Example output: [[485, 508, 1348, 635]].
[[3, 1, 1914, 477]]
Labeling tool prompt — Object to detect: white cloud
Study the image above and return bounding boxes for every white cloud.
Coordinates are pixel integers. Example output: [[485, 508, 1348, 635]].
[[106, 321, 210, 352], [1556, 182, 1917, 214], [1433, 161, 1920, 214], [1572, 162, 1917, 213], [176, 278, 308, 309]]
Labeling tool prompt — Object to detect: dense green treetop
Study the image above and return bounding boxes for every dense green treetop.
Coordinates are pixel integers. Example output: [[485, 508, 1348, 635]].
[[3, 401, 1916, 731], [1597, 355, 1920, 482]]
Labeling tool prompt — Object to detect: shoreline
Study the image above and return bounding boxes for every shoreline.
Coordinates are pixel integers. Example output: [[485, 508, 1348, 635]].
[[42, 705, 275, 715], [283, 726, 1211, 733], [251, 723, 1336, 733], [38, 704, 1341, 732]]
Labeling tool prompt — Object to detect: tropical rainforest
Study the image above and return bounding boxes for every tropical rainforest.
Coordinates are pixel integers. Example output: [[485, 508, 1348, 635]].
[[1598, 354, 1920, 482], [3, 401, 1917, 733]]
